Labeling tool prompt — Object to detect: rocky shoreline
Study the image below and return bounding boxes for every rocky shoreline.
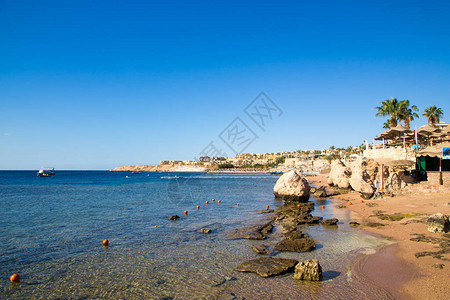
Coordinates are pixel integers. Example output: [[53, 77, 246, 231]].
[[230, 171, 344, 281], [225, 168, 448, 299], [308, 172, 449, 299]]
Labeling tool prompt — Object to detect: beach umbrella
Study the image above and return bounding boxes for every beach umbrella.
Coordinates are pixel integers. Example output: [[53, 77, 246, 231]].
[[388, 124, 412, 134], [386, 124, 412, 148], [433, 125, 450, 137], [417, 124, 441, 136], [374, 130, 391, 140], [417, 124, 442, 146]]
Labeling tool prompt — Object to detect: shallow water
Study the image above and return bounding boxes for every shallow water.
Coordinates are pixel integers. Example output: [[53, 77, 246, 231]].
[[0, 171, 391, 299]]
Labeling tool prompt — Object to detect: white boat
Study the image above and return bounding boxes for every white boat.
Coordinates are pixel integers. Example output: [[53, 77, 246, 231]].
[[37, 168, 55, 177]]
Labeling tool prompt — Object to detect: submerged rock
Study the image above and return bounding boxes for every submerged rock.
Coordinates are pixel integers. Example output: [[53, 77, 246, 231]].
[[427, 213, 449, 233], [322, 218, 339, 226], [251, 244, 270, 255], [230, 227, 266, 240], [274, 237, 316, 252], [199, 228, 212, 234], [273, 170, 310, 202], [230, 220, 274, 240], [294, 259, 323, 281], [169, 215, 180, 220], [235, 257, 298, 277]]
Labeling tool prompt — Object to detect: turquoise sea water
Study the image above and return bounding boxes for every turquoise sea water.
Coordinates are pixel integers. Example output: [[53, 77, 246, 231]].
[[0, 171, 391, 299]]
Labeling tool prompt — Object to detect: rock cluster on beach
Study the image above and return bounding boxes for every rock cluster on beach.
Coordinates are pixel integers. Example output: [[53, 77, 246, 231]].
[[233, 196, 328, 280], [327, 157, 410, 199]]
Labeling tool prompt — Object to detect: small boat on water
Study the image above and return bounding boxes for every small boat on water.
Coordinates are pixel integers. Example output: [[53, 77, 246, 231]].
[[37, 168, 55, 177], [132, 171, 142, 174]]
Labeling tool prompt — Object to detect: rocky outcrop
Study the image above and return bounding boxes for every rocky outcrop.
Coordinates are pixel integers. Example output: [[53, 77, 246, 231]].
[[275, 202, 322, 233], [326, 157, 414, 198], [327, 160, 351, 189], [169, 215, 180, 220], [322, 218, 339, 226], [294, 259, 323, 281], [311, 186, 327, 198], [349, 166, 375, 199], [235, 257, 298, 277], [251, 245, 270, 255], [274, 237, 316, 252], [273, 170, 310, 202], [199, 228, 212, 234], [230, 220, 274, 240], [427, 213, 449, 233]]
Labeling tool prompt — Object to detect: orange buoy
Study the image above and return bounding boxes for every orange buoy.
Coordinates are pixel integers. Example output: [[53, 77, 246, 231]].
[[297, 204, 301, 208], [321, 205, 325, 209], [184, 210, 188, 215], [102, 239, 109, 247], [154, 225, 158, 228], [361, 199, 364, 203], [237, 203, 239, 206], [10, 274, 20, 283], [206, 201, 209, 205], [212, 198, 215, 202], [123, 236, 126, 239], [196, 205, 200, 210], [218, 200, 221, 204], [349, 202, 353, 205], [266, 205, 270, 210]]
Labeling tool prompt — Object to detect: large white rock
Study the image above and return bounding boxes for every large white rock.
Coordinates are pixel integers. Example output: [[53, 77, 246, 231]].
[[273, 170, 310, 202], [327, 160, 351, 189], [349, 166, 375, 198]]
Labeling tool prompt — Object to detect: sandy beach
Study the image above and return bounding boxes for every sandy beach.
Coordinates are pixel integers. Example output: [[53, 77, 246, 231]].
[[308, 174, 450, 299]]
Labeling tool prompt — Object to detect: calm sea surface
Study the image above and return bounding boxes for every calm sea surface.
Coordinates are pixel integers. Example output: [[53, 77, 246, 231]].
[[0, 171, 390, 299]]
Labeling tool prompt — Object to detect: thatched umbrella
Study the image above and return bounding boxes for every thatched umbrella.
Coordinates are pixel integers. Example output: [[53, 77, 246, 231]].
[[375, 130, 391, 140], [417, 124, 441, 135], [387, 124, 412, 148], [417, 124, 442, 146], [388, 124, 412, 134]]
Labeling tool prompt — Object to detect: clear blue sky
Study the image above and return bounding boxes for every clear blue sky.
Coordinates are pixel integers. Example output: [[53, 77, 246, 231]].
[[1, 0, 449, 169]]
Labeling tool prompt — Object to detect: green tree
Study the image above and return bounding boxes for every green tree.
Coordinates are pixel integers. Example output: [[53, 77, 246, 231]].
[[398, 100, 419, 129], [275, 156, 286, 165], [382, 121, 390, 129], [423, 106, 444, 125], [375, 98, 401, 128]]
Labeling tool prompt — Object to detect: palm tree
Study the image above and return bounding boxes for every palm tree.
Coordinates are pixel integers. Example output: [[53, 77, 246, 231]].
[[375, 98, 401, 128], [398, 100, 419, 129], [382, 121, 390, 129], [423, 106, 444, 125]]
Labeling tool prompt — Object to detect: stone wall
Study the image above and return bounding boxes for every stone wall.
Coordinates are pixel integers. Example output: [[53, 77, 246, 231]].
[[363, 147, 416, 161], [426, 171, 450, 186]]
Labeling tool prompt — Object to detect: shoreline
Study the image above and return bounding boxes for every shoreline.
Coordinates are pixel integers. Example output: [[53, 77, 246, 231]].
[[307, 174, 450, 299]]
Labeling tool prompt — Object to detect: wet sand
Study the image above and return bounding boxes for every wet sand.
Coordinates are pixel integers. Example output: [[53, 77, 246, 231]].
[[308, 174, 450, 300]]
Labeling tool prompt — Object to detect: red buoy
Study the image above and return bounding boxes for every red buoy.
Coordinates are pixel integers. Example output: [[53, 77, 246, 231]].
[[10, 274, 20, 283]]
